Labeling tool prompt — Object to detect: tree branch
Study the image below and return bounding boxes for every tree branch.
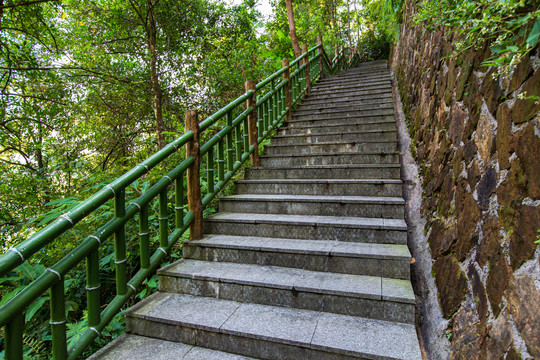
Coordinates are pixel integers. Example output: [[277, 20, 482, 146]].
[[0, 0, 60, 10]]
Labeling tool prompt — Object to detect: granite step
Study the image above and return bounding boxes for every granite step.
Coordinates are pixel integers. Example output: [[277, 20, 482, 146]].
[[182, 235, 411, 279], [288, 113, 395, 126], [234, 178, 402, 196], [301, 90, 393, 105], [244, 164, 401, 180], [126, 293, 421, 360], [158, 259, 415, 323], [265, 141, 398, 155], [204, 212, 407, 244], [88, 334, 255, 360], [316, 72, 390, 85], [218, 193, 404, 218], [259, 152, 400, 166], [313, 78, 392, 92], [293, 103, 394, 117], [313, 79, 392, 93], [277, 120, 397, 135], [271, 130, 397, 144], [296, 97, 394, 111], [307, 85, 392, 99]]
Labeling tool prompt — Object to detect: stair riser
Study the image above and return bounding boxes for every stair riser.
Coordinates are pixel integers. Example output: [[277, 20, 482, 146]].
[[278, 121, 397, 135], [126, 317, 362, 360], [271, 132, 397, 144], [219, 199, 404, 218], [265, 142, 398, 155], [159, 276, 414, 324], [234, 182, 402, 197], [293, 104, 394, 117], [245, 167, 400, 180], [289, 113, 394, 125], [259, 153, 399, 166], [182, 245, 410, 279], [204, 221, 407, 244]]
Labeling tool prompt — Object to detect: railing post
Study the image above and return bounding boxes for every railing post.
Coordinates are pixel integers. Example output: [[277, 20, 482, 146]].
[[5, 313, 23, 360], [185, 109, 203, 240], [282, 58, 291, 121], [245, 80, 259, 167], [341, 45, 345, 70], [335, 48, 340, 75], [318, 35, 324, 80], [303, 44, 311, 94]]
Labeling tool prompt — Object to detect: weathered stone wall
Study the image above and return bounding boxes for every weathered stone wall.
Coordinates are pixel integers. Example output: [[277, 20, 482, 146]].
[[390, 2, 540, 359]]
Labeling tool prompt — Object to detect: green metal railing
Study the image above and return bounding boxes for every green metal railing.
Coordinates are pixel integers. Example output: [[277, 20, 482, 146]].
[[0, 39, 356, 359]]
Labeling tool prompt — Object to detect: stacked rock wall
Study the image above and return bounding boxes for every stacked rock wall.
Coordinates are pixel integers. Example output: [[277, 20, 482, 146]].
[[391, 2, 540, 359]]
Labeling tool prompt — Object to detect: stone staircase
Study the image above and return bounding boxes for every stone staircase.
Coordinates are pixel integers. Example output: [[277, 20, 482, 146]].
[[91, 60, 422, 359]]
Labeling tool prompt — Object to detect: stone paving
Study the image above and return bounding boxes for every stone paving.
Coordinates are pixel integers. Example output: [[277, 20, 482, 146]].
[[91, 60, 422, 360]]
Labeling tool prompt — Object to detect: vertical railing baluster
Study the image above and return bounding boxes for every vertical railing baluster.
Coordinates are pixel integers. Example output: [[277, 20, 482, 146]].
[[258, 101, 264, 139], [271, 78, 276, 129], [139, 204, 150, 268], [243, 116, 249, 156], [159, 189, 168, 248], [50, 279, 67, 360], [207, 147, 215, 196], [5, 313, 23, 360], [114, 189, 127, 295], [226, 111, 234, 173], [175, 177, 184, 229], [217, 140, 225, 184], [87, 248, 100, 328], [235, 116, 242, 163]]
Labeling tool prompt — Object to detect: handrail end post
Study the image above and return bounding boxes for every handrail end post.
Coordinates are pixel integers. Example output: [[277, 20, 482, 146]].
[[317, 35, 324, 80], [282, 58, 292, 122], [302, 44, 311, 94], [245, 80, 259, 167], [185, 109, 203, 240]]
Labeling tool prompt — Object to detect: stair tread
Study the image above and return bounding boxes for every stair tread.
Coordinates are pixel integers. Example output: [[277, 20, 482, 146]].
[[160, 259, 414, 303], [266, 140, 397, 148], [89, 334, 256, 360], [274, 129, 396, 137], [222, 194, 404, 204], [206, 212, 407, 230], [187, 235, 411, 259], [260, 151, 399, 158], [127, 293, 421, 360], [251, 163, 400, 169], [237, 178, 402, 183]]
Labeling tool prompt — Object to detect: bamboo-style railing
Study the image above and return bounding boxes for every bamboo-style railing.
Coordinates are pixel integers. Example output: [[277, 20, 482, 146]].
[[0, 36, 359, 359]]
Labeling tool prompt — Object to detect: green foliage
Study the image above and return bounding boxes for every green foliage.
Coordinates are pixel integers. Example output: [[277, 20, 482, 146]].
[[414, 0, 540, 73], [0, 0, 358, 357]]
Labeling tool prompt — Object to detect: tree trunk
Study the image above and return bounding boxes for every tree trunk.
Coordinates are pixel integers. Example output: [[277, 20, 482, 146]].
[[346, 0, 352, 47], [285, 0, 302, 59], [147, 0, 165, 149]]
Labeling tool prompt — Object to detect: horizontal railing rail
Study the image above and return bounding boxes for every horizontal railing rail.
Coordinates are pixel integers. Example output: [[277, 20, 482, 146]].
[[0, 35, 355, 360]]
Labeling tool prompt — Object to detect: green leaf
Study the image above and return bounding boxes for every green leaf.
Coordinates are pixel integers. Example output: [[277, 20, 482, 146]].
[[506, 45, 518, 52], [25, 296, 49, 322], [490, 44, 505, 53], [526, 20, 540, 48]]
